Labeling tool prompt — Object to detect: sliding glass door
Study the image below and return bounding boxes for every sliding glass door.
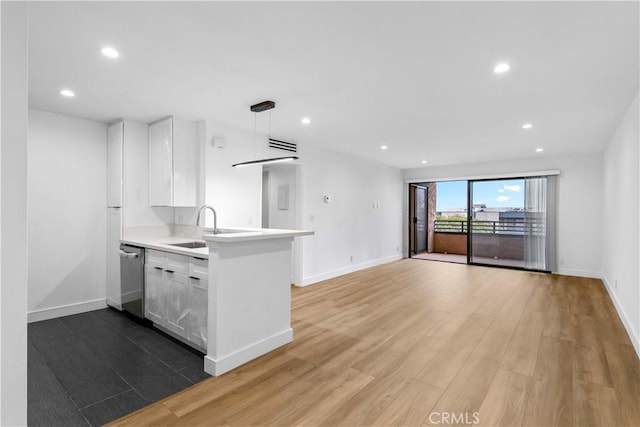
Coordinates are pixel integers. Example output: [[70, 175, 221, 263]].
[[468, 176, 556, 272], [469, 178, 525, 268]]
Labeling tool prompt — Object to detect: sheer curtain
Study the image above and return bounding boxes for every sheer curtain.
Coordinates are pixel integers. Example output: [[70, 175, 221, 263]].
[[524, 176, 557, 271], [545, 176, 558, 272]]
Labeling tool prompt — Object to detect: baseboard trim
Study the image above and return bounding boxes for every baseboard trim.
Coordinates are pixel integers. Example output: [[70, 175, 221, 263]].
[[299, 254, 403, 287], [601, 275, 640, 358], [28, 298, 107, 323], [204, 328, 293, 376], [106, 298, 122, 310], [555, 268, 601, 279]]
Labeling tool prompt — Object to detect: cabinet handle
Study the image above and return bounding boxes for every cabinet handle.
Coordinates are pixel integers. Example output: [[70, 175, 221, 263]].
[[165, 270, 174, 274], [154, 266, 163, 270], [119, 250, 139, 259], [189, 276, 200, 280]]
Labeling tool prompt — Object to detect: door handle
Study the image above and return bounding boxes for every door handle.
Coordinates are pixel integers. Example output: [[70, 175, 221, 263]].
[[119, 250, 138, 259]]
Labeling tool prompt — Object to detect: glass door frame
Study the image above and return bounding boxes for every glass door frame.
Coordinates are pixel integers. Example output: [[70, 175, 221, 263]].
[[407, 182, 429, 258], [466, 176, 551, 273], [408, 183, 428, 258], [408, 184, 415, 258]]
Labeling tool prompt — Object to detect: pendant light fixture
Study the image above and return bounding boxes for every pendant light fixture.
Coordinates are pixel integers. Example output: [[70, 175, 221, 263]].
[[232, 100, 299, 168]]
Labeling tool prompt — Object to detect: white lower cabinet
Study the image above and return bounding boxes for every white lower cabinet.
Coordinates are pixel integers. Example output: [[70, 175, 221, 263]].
[[144, 250, 208, 352], [164, 271, 189, 337], [188, 277, 208, 350], [144, 265, 165, 325]]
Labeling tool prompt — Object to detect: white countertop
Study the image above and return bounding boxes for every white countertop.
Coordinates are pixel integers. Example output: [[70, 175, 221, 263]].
[[122, 228, 314, 257], [203, 228, 314, 243], [121, 235, 209, 258]]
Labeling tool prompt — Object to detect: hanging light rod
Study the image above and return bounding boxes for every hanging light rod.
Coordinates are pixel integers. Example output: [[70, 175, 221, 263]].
[[250, 100, 275, 112], [233, 99, 298, 167], [232, 156, 299, 168]]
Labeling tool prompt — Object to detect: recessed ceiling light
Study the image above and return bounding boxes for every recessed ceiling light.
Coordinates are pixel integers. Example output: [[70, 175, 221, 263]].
[[101, 46, 119, 58], [301, 117, 311, 125], [494, 63, 510, 74], [380, 145, 388, 150], [522, 123, 533, 129], [59, 89, 75, 98], [536, 148, 544, 152], [421, 160, 427, 164]]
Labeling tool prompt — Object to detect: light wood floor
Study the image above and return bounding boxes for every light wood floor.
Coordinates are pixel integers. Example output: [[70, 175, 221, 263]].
[[412, 252, 524, 268], [109, 259, 640, 427]]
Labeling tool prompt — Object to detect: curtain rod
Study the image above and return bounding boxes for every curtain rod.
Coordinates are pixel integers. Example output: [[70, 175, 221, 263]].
[[405, 169, 560, 184]]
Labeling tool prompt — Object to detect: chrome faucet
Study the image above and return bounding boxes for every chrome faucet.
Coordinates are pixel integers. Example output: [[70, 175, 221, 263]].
[[196, 205, 218, 234]]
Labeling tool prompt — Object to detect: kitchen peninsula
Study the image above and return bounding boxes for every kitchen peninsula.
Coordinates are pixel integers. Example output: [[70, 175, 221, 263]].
[[203, 228, 313, 376]]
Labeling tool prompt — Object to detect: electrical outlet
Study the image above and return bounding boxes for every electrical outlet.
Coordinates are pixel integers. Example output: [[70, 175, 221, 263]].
[[350, 255, 354, 263], [615, 279, 618, 290], [177, 214, 184, 224], [248, 216, 253, 225], [396, 246, 399, 252], [310, 214, 315, 223]]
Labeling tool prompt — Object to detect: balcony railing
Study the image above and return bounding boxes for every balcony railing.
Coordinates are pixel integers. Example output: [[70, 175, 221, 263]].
[[434, 219, 545, 235], [434, 220, 468, 233]]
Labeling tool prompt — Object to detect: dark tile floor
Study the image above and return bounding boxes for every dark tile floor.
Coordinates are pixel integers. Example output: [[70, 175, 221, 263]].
[[28, 308, 210, 427]]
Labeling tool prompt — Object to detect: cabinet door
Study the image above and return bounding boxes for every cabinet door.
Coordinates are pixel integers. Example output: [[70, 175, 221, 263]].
[[188, 277, 208, 351], [144, 265, 165, 325], [106, 208, 122, 309], [107, 121, 123, 207], [172, 118, 198, 207], [164, 270, 189, 338], [148, 117, 173, 206], [122, 121, 151, 226]]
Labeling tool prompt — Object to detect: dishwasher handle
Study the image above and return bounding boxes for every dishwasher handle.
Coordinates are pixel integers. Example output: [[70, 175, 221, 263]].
[[119, 250, 139, 259]]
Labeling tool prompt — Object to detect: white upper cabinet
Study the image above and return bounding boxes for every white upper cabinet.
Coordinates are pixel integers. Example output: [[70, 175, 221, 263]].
[[107, 121, 124, 207], [148, 117, 172, 206], [148, 116, 198, 207], [172, 118, 199, 207]]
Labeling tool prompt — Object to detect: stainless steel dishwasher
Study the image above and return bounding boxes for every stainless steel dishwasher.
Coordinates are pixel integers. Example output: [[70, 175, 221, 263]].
[[119, 244, 145, 319]]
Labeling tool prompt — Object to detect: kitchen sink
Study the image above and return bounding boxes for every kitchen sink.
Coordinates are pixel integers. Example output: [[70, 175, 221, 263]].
[[168, 241, 207, 249]]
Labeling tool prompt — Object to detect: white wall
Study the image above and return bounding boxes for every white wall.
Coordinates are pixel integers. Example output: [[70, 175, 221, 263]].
[[28, 110, 108, 320], [203, 120, 299, 282], [1, 2, 28, 424], [299, 144, 404, 285], [404, 152, 604, 278], [263, 163, 298, 283], [203, 120, 262, 228], [265, 164, 297, 229], [261, 169, 269, 227], [202, 120, 404, 286], [602, 92, 639, 355]]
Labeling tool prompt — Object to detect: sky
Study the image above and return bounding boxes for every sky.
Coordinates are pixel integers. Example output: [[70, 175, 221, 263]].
[[436, 179, 525, 211]]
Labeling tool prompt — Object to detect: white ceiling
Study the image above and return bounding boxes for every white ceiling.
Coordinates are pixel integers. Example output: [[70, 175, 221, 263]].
[[28, 1, 639, 169]]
